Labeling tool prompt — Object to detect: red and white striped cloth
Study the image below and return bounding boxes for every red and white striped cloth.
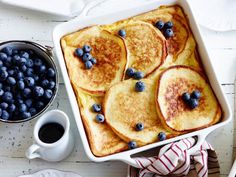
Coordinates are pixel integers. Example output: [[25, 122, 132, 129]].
[[128, 137, 220, 177]]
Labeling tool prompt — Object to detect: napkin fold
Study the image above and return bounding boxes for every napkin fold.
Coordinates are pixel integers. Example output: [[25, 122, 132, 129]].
[[128, 137, 220, 177]]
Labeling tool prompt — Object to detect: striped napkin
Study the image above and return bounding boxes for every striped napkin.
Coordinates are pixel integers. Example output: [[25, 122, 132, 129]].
[[127, 137, 220, 177]]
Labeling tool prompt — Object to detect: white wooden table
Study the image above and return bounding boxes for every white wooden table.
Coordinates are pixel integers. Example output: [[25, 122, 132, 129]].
[[0, 1, 235, 176]]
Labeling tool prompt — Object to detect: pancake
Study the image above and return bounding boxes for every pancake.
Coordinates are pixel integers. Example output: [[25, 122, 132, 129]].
[[75, 88, 127, 156], [102, 21, 167, 76], [61, 26, 127, 95], [156, 66, 222, 132], [104, 79, 177, 146]]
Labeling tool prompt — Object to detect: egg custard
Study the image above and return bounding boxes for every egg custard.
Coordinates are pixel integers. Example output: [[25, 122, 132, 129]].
[[61, 5, 222, 156]]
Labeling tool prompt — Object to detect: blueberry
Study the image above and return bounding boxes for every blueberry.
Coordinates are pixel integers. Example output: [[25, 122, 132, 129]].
[[75, 48, 84, 57], [33, 74, 39, 82], [2, 46, 13, 56], [126, 68, 136, 77], [164, 21, 173, 29], [135, 81, 145, 92], [25, 77, 35, 87], [0, 70, 8, 81], [182, 92, 191, 102], [191, 90, 201, 99], [37, 65, 46, 73], [90, 57, 97, 65], [0, 52, 8, 61], [1, 66, 7, 71], [34, 86, 44, 97], [12, 55, 21, 64], [21, 65, 27, 72], [92, 104, 101, 112], [188, 98, 199, 109], [26, 59, 34, 67], [17, 80, 25, 90], [0, 102, 8, 109], [0, 108, 2, 117], [1, 110, 9, 120], [34, 58, 42, 66], [48, 81, 56, 89], [25, 99, 33, 107], [17, 99, 23, 104], [19, 103, 27, 113], [83, 45, 92, 53], [4, 86, 11, 92], [7, 77, 16, 85], [0, 89, 4, 96], [128, 141, 137, 149], [95, 114, 105, 123], [21, 112, 31, 119], [20, 57, 27, 66], [29, 108, 37, 116], [158, 132, 166, 141], [16, 71, 24, 80], [133, 71, 144, 80], [82, 53, 92, 62], [20, 51, 29, 59], [4, 56, 12, 67], [0, 60, 3, 67], [44, 89, 53, 99], [155, 20, 165, 30], [8, 69, 14, 76], [23, 88, 32, 98], [35, 101, 44, 111], [2, 92, 13, 103], [85, 60, 93, 69], [41, 79, 49, 87], [8, 104, 16, 112], [135, 122, 144, 131], [12, 49, 18, 55], [26, 68, 34, 77], [164, 28, 174, 38], [118, 29, 126, 37], [47, 68, 55, 78]]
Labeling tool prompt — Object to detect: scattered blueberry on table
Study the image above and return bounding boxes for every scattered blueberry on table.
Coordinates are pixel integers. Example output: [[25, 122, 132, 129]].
[[0, 46, 56, 121]]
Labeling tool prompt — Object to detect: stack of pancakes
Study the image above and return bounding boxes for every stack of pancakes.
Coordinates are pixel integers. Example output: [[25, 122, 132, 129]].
[[61, 5, 222, 157]]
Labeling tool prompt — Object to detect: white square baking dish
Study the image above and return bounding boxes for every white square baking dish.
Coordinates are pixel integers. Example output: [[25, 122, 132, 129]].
[[53, 0, 232, 167]]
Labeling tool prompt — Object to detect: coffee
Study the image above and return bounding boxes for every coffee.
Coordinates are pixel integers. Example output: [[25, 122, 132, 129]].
[[39, 123, 64, 144]]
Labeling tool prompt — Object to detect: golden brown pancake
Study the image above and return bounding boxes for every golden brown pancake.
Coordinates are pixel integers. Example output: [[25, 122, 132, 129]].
[[61, 26, 127, 95], [104, 79, 177, 146], [156, 66, 221, 132], [102, 21, 167, 76], [75, 88, 127, 156]]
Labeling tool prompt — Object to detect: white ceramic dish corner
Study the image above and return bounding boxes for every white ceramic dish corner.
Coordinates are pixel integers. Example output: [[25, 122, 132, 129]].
[[52, 0, 232, 168]]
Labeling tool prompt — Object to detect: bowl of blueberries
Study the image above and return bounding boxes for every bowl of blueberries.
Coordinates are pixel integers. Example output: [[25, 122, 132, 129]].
[[0, 40, 58, 123]]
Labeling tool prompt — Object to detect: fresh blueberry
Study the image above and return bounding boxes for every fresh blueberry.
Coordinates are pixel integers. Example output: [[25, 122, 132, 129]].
[[12, 55, 21, 64], [34, 58, 43, 66], [4, 86, 11, 92], [17, 98, 24, 104], [90, 57, 97, 65], [191, 90, 201, 99], [1, 66, 7, 71], [133, 71, 144, 80], [85, 60, 93, 69], [37, 65, 46, 73], [29, 108, 37, 116], [135, 81, 145, 92], [21, 112, 31, 119], [0, 70, 8, 81], [41, 79, 49, 88], [182, 92, 191, 102], [48, 81, 56, 89], [0, 89, 4, 96], [0, 60, 3, 67], [35, 101, 44, 111], [26, 68, 34, 77], [20, 51, 29, 59], [95, 114, 105, 123], [26, 59, 34, 68], [16, 71, 24, 80], [2, 46, 13, 56], [12, 49, 18, 55], [155, 20, 165, 30], [25, 99, 33, 107], [92, 104, 101, 112], [82, 53, 92, 62], [44, 89, 53, 99], [164, 21, 173, 29], [75, 48, 84, 57], [128, 141, 137, 149], [7, 77, 16, 85], [118, 29, 126, 37], [17, 80, 25, 90], [83, 45, 92, 53], [0, 52, 8, 61], [188, 98, 199, 109], [21, 65, 27, 72], [20, 57, 27, 66], [0, 102, 8, 109], [0, 108, 2, 117], [22, 88, 32, 98], [158, 132, 166, 141], [5, 56, 12, 67], [126, 68, 136, 77], [33, 74, 39, 82], [1, 110, 9, 120], [8, 69, 14, 76], [19, 103, 27, 113], [2, 92, 13, 103], [24, 77, 35, 87], [164, 28, 174, 38], [8, 104, 16, 112], [33, 86, 44, 97], [135, 122, 144, 131], [47, 68, 55, 78]]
